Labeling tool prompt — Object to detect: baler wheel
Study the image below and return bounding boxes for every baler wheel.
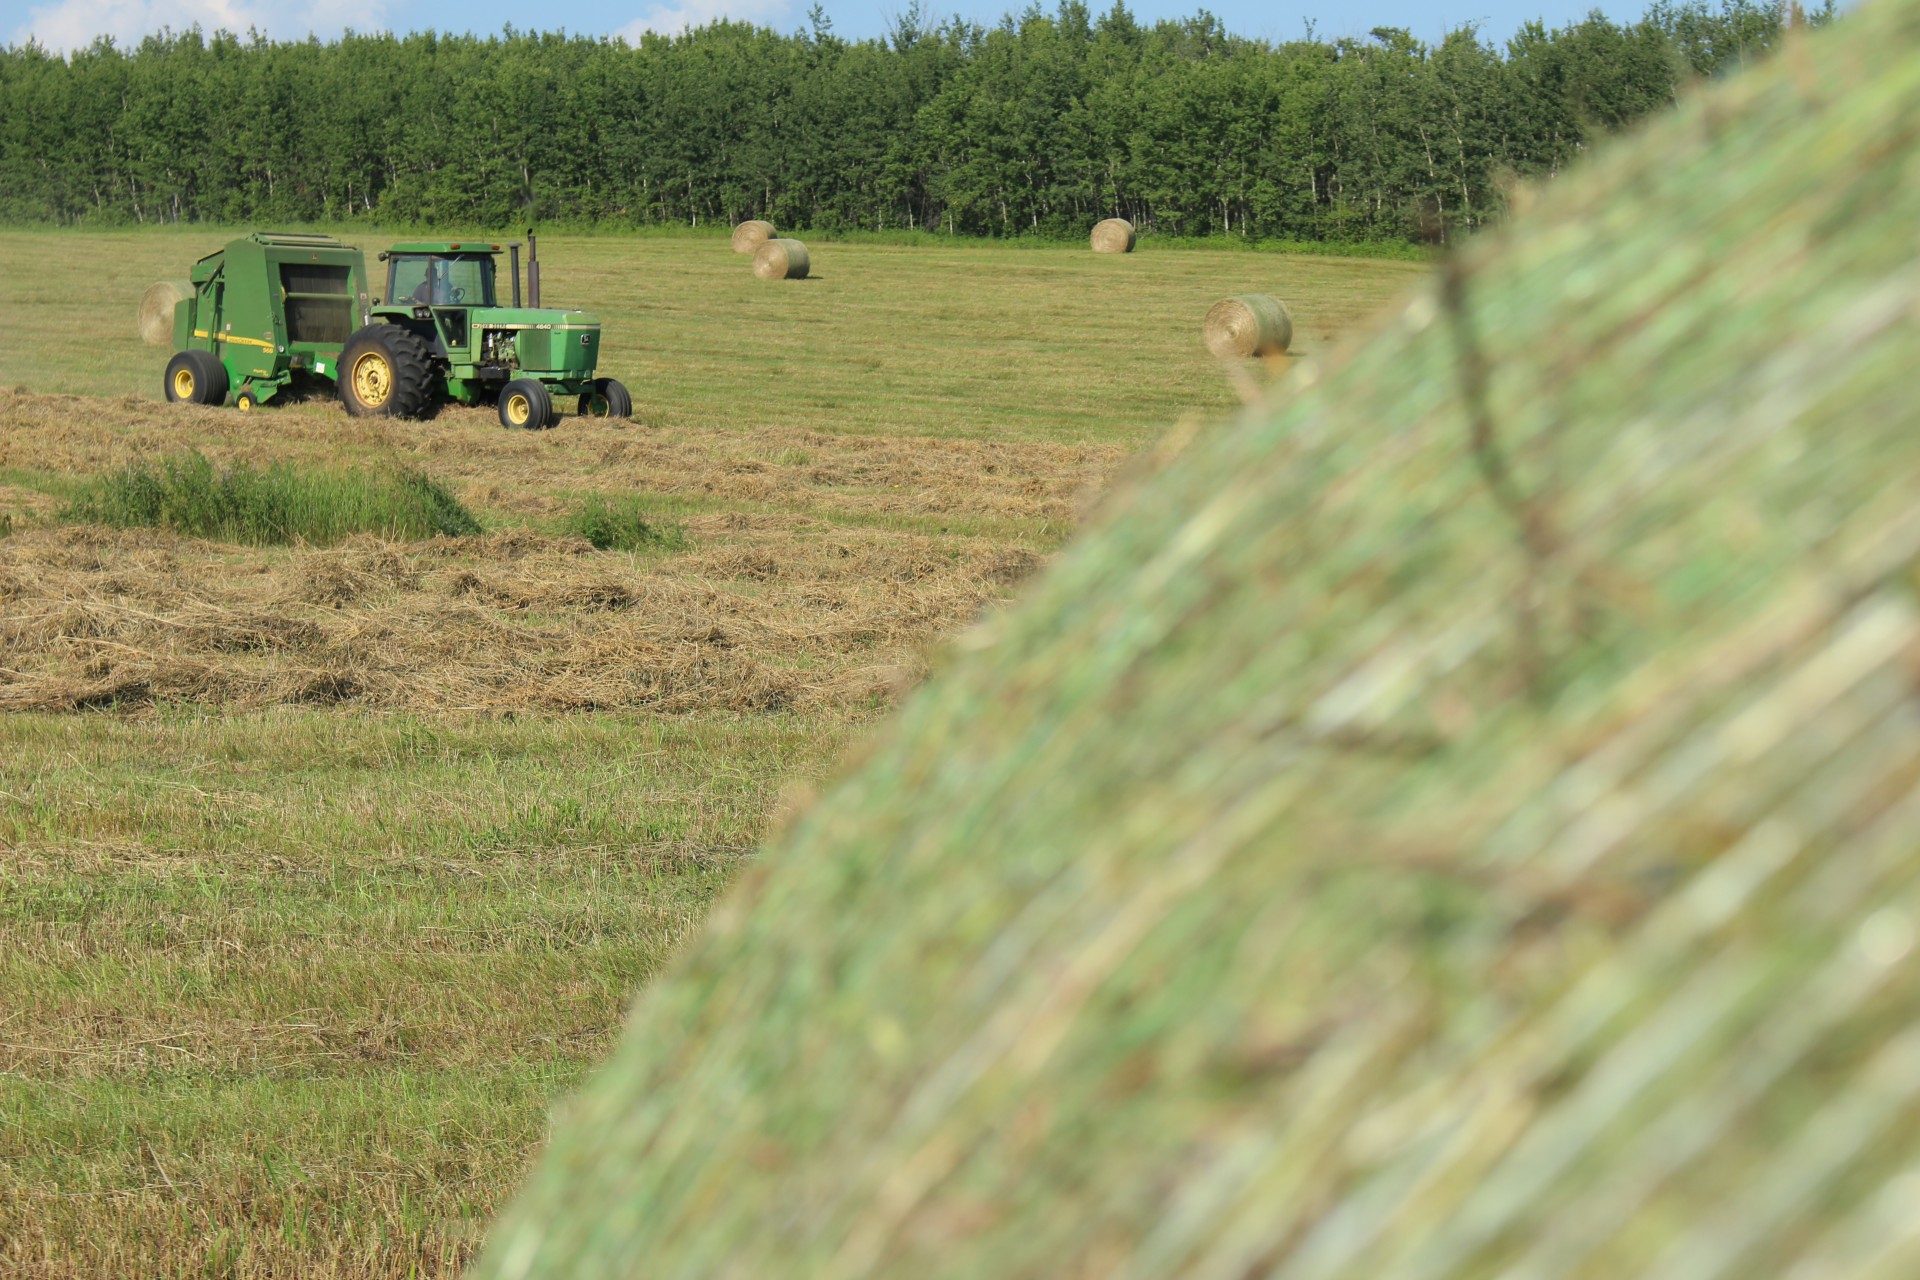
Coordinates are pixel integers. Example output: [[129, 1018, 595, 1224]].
[[163, 350, 229, 406], [338, 324, 436, 419]]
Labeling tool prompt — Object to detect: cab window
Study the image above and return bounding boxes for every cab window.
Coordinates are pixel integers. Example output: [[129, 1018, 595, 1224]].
[[442, 256, 496, 306], [386, 254, 496, 307]]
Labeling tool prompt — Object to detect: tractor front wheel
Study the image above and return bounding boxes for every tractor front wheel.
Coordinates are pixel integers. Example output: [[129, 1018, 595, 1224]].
[[577, 378, 633, 420], [498, 379, 555, 430], [164, 350, 228, 406], [338, 324, 436, 419]]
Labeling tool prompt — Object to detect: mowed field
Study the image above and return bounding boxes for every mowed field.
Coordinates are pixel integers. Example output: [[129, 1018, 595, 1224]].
[[0, 227, 1424, 1277]]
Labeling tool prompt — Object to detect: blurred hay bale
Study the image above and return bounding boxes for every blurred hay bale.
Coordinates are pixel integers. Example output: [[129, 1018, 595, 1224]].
[[137, 280, 193, 345], [477, 4, 1920, 1277], [1202, 293, 1292, 357], [1090, 218, 1135, 253], [752, 239, 811, 280], [731, 220, 776, 254]]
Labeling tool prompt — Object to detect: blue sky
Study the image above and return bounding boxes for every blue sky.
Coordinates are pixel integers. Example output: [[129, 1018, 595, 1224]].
[[11, 0, 1660, 55]]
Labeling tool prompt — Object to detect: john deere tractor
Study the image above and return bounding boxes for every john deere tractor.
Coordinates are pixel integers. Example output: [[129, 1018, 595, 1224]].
[[155, 231, 629, 429]]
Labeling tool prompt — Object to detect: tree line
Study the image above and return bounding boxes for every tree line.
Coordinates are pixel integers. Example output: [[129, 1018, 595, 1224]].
[[0, 1, 1829, 244]]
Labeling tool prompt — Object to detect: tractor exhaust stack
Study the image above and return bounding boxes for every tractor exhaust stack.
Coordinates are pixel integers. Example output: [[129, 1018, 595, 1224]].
[[509, 242, 523, 307], [526, 229, 541, 309]]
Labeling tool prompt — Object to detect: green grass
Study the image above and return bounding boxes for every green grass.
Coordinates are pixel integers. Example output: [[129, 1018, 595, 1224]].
[[0, 224, 1423, 447], [0, 709, 851, 1276], [61, 450, 482, 544], [562, 494, 687, 552]]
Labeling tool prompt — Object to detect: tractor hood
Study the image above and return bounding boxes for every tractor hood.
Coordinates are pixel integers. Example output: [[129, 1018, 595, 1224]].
[[467, 307, 600, 328], [467, 308, 602, 378]]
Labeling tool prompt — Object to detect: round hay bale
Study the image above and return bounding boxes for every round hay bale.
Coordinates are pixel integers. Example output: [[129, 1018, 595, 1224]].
[[752, 239, 810, 281], [138, 280, 194, 346], [731, 220, 776, 254], [1202, 294, 1293, 358], [1090, 218, 1136, 254]]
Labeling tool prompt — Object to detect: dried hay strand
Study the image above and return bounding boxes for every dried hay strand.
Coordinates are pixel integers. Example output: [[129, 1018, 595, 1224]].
[[752, 239, 811, 281], [1089, 218, 1136, 253], [474, 6, 1920, 1277], [731, 220, 777, 254], [137, 279, 193, 345], [1201, 293, 1293, 357]]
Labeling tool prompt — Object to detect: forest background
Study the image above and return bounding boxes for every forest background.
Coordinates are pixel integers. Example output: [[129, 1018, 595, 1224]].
[[0, 0, 1831, 249]]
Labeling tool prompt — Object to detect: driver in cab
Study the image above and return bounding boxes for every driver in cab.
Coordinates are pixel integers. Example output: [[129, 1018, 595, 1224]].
[[410, 259, 452, 305]]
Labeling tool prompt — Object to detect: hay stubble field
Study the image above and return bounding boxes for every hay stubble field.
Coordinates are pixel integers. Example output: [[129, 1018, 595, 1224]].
[[0, 227, 1423, 1276]]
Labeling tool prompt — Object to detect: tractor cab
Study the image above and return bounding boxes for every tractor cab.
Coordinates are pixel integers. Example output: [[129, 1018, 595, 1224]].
[[383, 244, 499, 309]]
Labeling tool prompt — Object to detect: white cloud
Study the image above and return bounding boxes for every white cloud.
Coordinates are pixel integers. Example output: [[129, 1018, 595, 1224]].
[[617, 0, 793, 39], [11, 0, 387, 53]]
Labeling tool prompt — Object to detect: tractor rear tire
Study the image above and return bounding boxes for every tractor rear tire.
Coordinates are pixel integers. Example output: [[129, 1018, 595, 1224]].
[[164, 350, 228, 406], [577, 378, 633, 420], [499, 379, 555, 430], [338, 324, 436, 419]]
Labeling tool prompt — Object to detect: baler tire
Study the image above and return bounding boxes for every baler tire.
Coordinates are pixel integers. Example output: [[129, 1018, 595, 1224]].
[[578, 378, 633, 420], [164, 350, 228, 406], [498, 379, 555, 431], [338, 324, 436, 419]]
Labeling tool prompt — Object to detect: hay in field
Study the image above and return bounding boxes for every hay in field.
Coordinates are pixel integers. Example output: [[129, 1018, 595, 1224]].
[[0, 390, 1114, 722], [0, 523, 1041, 715], [1090, 217, 1135, 253], [1201, 292, 1292, 357], [731, 220, 776, 253], [752, 238, 810, 280], [475, 5, 1920, 1278], [137, 279, 193, 345], [0, 389, 1124, 528]]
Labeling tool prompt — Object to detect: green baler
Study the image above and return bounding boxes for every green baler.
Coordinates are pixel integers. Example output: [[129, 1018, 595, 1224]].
[[163, 232, 369, 412], [158, 232, 629, 429]]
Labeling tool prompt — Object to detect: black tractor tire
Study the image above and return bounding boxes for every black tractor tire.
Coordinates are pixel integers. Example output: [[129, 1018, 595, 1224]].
[[577, 378, 633, 420], [164, 350, 228, 406], [499, 379, 555, 430], [338, 324, 436, 419]]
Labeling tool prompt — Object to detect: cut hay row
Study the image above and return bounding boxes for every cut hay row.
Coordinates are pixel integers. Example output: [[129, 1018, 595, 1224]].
[[137, 279, 192, 345], [1202, 292, 1292, 357], [476, 4, 1920, 1277], [0, 523, 1041, 715], [753, 238, 811, 280], [0, 390, 1126, 527]]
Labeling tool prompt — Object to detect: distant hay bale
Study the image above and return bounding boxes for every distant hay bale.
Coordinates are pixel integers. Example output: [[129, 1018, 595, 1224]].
[[137, 280, 193, 346], [1090, 218, 1136, 253], [752, 239, 810, 281], [731, 220, 776, 254], [1202, 294, 1293, 357]]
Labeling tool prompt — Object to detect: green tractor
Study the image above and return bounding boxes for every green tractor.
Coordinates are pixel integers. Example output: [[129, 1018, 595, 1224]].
[[155, 231, 629, 429]]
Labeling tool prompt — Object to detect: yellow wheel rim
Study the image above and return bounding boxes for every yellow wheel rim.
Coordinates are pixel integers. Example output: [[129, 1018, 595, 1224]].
[[173, 368, 195, 399], [351, 351, 393, 408], [237, 395, 253, 412], [583, 394, 609, 416], [505, 393, 532, 426]]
